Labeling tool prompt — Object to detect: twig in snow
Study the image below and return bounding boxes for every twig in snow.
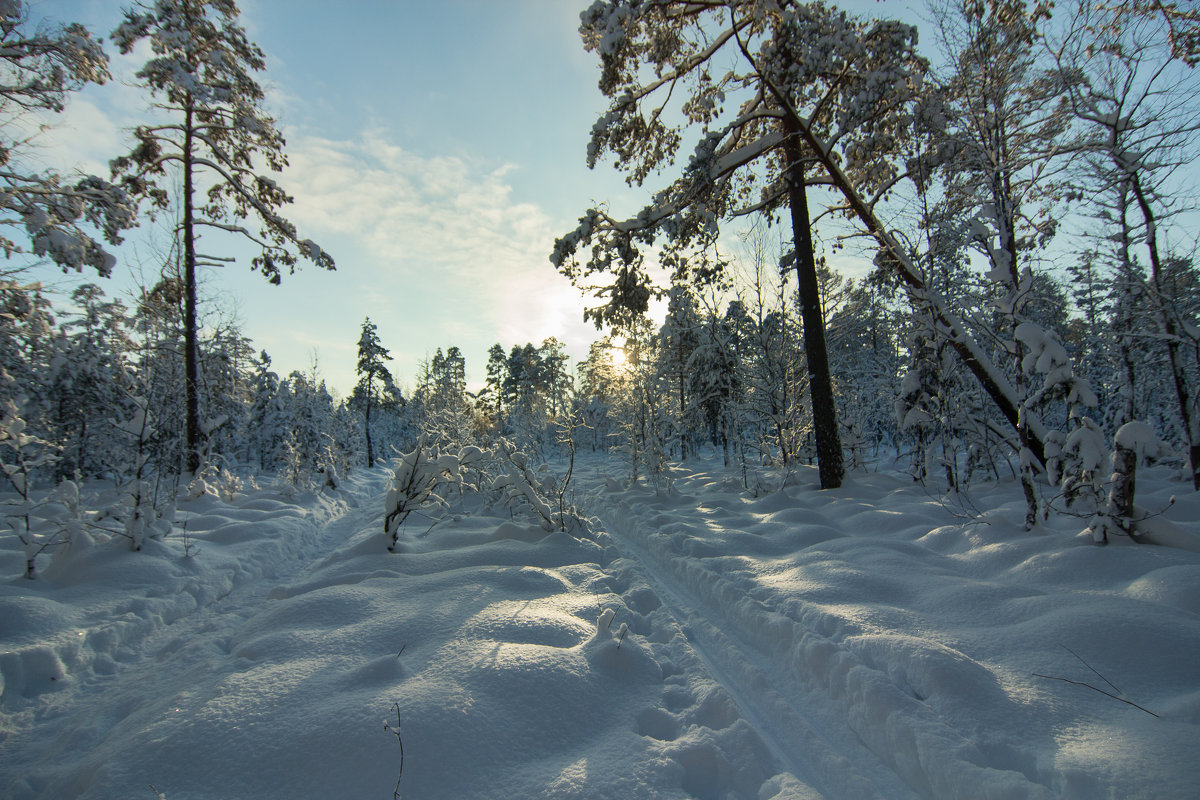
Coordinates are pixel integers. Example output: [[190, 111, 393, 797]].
[[1061, 644, 1122, 696], [1032, 673, 1159, 718], [395, 644, 406, 660], [384, 702, 405, 798]]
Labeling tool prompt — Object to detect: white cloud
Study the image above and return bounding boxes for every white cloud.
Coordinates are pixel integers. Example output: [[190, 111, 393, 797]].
[[280, 128, 600, 386]]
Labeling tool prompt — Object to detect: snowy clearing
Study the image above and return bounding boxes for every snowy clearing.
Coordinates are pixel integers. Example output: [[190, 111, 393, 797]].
[[2, 456, 1199, 799]]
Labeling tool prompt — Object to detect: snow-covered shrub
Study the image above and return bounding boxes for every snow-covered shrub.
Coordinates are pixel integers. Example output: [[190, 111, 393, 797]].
[[1, 396, 60, 577], [490, 438, 586, 533], [119, 478, 175, 551], [383, 438, 485, 551], [382, 435, 591, 549], [1058, 418, 1107, 511]]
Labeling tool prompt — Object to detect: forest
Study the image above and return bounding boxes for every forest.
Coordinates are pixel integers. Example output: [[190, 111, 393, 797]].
[[3, 2, 1200, 797], [3, 0, 1198, 572]]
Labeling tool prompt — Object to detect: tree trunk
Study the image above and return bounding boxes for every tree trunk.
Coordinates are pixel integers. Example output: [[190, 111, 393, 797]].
[[364, 391, 374, 468], [782, 117, 843, 489], [183, 96, 201, 475], [1130, 172, 1200, 489], [777, 109, 1046, 466]]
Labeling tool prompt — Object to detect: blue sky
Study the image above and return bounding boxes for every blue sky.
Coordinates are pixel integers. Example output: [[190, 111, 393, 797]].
[[28, 0, 651, 395], [27, 0, 907, 396]]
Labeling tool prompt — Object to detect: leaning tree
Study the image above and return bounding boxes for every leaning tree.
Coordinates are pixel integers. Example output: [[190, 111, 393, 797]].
[[111, 0, 334, 474], [554, 0, 1069, 486]]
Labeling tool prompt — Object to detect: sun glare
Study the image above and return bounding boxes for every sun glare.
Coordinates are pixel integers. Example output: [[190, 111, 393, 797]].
[[610, 346, 628, 371]]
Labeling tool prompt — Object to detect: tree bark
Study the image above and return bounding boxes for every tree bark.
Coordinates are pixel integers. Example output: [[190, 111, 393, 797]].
[[782, 117, 843, 489], [183, 95, 201, 475], [364, 390, 374, 468], [1130, 172, 1200, 489]]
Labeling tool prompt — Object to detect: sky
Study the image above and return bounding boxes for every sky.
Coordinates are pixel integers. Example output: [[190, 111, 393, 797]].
[[23, 0, 906, 396]]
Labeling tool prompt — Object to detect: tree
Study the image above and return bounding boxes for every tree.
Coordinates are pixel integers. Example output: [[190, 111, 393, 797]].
[[479, 343, 508, 425], [354, 317, 394, 468], [0, 2, 137, 276], [556, 0, 935, 488], [111, 0, 335, 474], [657, 283, 703, 459], [47, 284, 135, 480], [1054, 0, 1200, 487], [927, 0, 1080, 524]]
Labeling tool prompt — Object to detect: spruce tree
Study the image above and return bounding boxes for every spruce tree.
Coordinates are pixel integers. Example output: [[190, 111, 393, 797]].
[[354, 318, 394, 468]]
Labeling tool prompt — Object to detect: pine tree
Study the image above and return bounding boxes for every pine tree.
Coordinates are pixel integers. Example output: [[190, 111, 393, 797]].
[[555, 0, 937, 487], [47, 284, 135, 480], [657, 284, 703, 460], [479, 343, 508, 426], [0, 2, 136, 276], [111, 0, 334, 474], [354, 317, 394, 468]]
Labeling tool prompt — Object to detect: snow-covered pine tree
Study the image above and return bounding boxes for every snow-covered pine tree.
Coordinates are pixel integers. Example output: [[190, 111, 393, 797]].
[[656, 284, 704, 460], [503, 343, 548, 452], [46, 284, 136, 481], [827, 278, 902, 468], [0, 2, 136, 276], [246, 350, 282, 470], [689, 303, 743, 466], [275, 370, 342, 487], [199, 324, 254, 464], [478, 343, 509, 429], [538, 337, 572, 420], [353, 317, 395, 468], [129, 275, 188, 478], [111, 0, 334, 475], [556, 0, 928, 487], [576, 336, 622, 452]]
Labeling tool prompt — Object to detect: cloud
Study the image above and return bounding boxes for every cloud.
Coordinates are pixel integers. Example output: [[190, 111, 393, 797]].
[[281, 128, 599, 383]]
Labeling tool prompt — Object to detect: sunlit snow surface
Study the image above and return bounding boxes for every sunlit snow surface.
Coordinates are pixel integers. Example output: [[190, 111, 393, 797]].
[[3, 457, 1199, 799]]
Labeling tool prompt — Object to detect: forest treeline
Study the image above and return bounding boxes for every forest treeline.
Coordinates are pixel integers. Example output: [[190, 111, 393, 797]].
[[3, 0, 1200, 577]]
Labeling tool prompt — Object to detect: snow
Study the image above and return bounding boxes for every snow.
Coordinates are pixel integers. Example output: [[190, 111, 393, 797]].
[[3, 455, 1200, 799], [1114, 420, 1165, 456]]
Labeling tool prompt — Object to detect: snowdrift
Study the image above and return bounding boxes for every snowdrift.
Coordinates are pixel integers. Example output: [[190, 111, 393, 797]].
[[2, 456, 1199, 799]]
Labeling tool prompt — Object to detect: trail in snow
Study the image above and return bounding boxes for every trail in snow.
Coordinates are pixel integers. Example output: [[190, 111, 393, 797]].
[[4, 455, 1200, 799], [582, 460, 1200, 800], [594, 488, 911, 800]]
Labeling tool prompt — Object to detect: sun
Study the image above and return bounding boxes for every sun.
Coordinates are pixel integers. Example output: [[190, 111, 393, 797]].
[[609, 345, 628, 371]]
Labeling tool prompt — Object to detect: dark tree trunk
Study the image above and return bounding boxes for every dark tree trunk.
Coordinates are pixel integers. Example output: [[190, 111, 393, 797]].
[[782, 117, 843, 489], [364, 393, 374, 468], [1130, 173, 1200, 490], [183, 96, 201, 475], [775, 106, 1045, 466]]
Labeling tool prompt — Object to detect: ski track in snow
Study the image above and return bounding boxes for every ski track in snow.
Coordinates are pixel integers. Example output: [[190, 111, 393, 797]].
[[595, 490, 905, 800], [5, 457, 1200, 799], [585, 466, 1064, 800]]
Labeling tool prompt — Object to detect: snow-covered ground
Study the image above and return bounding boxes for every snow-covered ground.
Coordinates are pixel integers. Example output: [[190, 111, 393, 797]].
[[3, 455, 1199, 799]]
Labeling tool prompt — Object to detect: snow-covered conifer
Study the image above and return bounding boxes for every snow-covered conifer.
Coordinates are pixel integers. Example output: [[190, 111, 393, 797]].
[[111, 0, 334, 473], [353, 318, 395, 468]]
